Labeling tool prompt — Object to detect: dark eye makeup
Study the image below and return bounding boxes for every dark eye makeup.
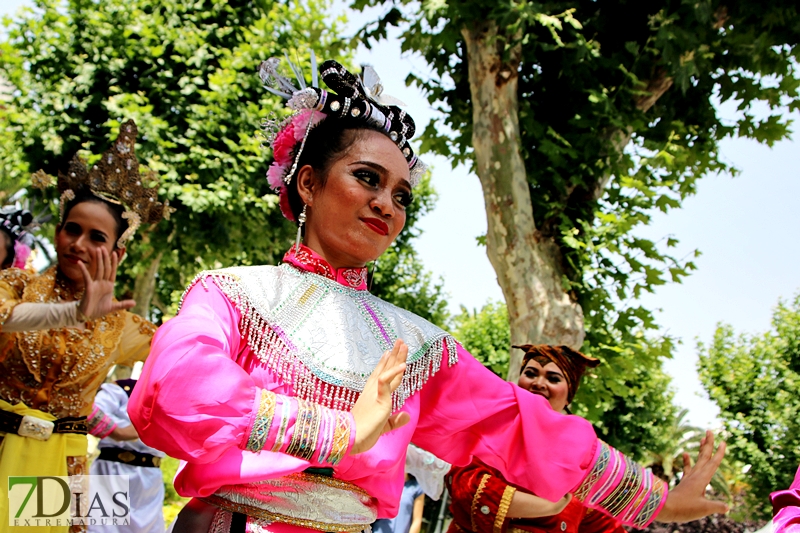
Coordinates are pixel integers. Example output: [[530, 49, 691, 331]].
[[524, 367, 564, 384], [394, 190, 413, 208], [354, 169, 380, 187], [354, 167, 414, 209], [62, 222, 108, 243], [64, 222, 82, 235]]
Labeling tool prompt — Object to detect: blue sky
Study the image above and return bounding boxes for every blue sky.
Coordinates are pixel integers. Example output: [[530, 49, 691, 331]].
[[2, 0, 798, 428]]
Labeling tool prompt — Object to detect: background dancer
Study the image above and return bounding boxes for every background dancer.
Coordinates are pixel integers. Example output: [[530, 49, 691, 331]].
[[89, 379, 166, 533], [447, 345, 624, 533], [0, 120, 168, 533], [130, 58, 728, 533], [0, 208, 34, 270]]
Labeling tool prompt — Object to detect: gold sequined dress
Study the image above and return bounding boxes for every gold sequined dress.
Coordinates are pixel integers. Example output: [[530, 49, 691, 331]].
[[0, 265, 156, 473]]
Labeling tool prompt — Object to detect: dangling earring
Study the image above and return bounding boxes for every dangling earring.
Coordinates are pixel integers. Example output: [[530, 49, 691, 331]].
[[295, 204, 307, 252]]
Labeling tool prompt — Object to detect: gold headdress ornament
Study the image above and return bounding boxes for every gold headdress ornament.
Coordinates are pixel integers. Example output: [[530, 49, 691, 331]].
[[31, 120, 172, 248]]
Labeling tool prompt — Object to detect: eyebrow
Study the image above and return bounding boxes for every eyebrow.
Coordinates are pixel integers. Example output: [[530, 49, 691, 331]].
[[524, 365, 565, 378], [352, 160, 387, 173], [351, 160, 412, 189]]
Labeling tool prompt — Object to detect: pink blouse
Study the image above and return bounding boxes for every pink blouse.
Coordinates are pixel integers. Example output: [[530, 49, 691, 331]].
[[129, 246, 666, 530], [773, 466, 800, 532]]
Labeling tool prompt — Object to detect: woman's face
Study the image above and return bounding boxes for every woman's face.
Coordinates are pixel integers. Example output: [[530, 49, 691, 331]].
[[55, 201, 122, 287], [301, 130, 411, 269], [517, 359, 570, 412]]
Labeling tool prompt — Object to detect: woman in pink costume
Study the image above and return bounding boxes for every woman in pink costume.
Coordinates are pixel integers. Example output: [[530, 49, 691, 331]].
[[129, 58, 728, 533], [772, 468, 800, 532]]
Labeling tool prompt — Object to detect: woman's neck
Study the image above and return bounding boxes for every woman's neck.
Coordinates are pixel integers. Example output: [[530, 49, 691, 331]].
[[301, 241, 367, 271], [56, 267, 84, 296]]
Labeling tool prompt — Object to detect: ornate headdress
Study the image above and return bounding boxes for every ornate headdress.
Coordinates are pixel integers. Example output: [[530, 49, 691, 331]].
[[32, 120, 171, 248], [259, 55, 427, 222], [0, 208, 35, 268], [514, 344, 601, 403]]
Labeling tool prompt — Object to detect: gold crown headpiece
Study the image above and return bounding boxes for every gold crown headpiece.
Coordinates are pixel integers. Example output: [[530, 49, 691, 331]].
[[31, 120, 172, 248]]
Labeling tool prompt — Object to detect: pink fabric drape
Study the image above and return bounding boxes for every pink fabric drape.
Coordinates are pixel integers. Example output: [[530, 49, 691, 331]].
[[129, 278, 599, 523], [773, 465, 800, 532]]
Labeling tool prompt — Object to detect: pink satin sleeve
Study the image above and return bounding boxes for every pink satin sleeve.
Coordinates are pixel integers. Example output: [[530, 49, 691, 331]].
[[773, 466, 800, 532], [412, 345, 598, 502], [129, 282, 258, 462], [412, 346, 666, 528], [128, 281, 354, 467]]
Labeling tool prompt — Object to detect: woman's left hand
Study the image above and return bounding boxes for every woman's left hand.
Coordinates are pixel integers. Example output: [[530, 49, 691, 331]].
[[77, 247, 135, 319], [655, 430, 729, 523], [350, 340, 410, 455]]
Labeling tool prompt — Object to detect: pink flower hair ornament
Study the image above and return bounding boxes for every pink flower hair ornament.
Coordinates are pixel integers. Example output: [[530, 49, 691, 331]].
[[266, 109, 327, 222], [12, 240, 31, 269]]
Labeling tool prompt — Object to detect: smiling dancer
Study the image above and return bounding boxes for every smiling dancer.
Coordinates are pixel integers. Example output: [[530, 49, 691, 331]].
[[447, 345, 628, 533], [0, 209, 34, 271], [129, 57, 728, 533], [0, 121, 167, 533]]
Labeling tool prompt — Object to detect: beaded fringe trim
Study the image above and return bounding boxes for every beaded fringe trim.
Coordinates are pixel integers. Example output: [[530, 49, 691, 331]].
[[182, 271, 458, 412]]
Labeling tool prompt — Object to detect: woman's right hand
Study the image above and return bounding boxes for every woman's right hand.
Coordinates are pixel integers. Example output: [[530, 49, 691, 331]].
[[655, 430, 729, 523], [350, 340, 410, 455], [77, 247, 135, 319]]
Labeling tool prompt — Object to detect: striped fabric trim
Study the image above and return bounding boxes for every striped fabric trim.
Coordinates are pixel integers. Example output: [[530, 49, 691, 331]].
[[574, 441, 667, 528]]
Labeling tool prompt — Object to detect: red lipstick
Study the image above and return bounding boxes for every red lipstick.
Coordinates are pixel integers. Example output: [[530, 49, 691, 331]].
[[361, 217, 389, 236]]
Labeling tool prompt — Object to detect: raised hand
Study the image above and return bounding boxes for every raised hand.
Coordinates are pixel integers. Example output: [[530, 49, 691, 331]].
[[77, 247, 135, 320], [655, 430, 729, 523], [350, 340, 410, 455]]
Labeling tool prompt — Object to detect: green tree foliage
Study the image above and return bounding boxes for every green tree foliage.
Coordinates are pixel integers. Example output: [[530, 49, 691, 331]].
[[356, 0, 798, 325], [0, 0, 447, 321], [645, 408, 732, 499], [354, 0, 798, 456], [453, 300, 677, 460], [698, 294, 800, 519], [452, 301, 511, 377]]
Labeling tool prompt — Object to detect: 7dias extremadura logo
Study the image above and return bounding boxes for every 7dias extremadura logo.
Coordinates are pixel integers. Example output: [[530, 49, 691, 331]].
[[8, 475, 130, 527]]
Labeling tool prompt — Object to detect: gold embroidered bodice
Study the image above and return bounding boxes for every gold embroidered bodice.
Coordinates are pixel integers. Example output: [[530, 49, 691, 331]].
[[0, 267, 156, 417]]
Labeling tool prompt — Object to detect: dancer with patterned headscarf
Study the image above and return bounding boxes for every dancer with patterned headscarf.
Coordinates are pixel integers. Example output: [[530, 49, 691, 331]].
[[447, 345, 627, 533], [0, 121, 169, 533], [129, 57, 727, 533]]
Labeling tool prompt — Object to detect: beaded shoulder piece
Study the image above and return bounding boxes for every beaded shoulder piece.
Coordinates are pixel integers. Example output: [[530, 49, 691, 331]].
[[7, 267, 126, 388], [182, 264, 459, 411]]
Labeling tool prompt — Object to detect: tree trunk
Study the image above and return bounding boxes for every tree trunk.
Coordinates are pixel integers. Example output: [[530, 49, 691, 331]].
[[461, 21, 585, 381], [130, 251, 163, 319]]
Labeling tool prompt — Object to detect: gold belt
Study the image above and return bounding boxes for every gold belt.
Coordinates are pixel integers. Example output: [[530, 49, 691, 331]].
[[201, 472, 377, 532]]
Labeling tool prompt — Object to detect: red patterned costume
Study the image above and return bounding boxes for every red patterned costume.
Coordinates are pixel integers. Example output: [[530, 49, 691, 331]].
[[447, 458, 625, 533]]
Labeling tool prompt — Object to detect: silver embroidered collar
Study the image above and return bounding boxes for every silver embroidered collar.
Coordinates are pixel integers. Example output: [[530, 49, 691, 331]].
[[182, 264, 458, 411]]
